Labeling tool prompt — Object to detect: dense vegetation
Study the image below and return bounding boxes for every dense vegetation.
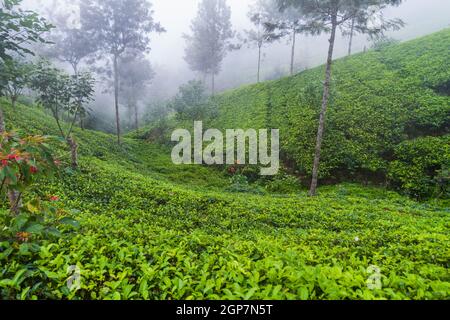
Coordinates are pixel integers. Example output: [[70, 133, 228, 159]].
[[187, 29, 449, 199], [1, 95, 449, 300], [0, 0, 449, 299]]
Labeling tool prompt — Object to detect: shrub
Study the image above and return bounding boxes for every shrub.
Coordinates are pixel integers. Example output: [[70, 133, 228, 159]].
[[388, 135, 450, 199]]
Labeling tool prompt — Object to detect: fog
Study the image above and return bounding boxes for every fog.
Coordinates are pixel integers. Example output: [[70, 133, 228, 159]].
[[22, 0, 450, 125]]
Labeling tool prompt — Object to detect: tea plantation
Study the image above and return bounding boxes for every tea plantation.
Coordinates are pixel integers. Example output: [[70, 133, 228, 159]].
[[0, 30, 449, 300]]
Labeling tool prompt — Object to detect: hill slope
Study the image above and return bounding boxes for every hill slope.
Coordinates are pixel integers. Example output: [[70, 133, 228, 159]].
[[0, 31, 449, 300], [168, 29, 449, 198], [1, 99, 449, 300]]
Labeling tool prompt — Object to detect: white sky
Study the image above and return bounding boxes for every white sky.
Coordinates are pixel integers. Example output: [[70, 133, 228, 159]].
[[23, 0, 450, 96]]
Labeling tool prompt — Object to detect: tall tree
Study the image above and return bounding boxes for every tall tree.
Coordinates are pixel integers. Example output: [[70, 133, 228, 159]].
[[184, 0, 236, 95], [262, 2, 311, 75], [80, 0, 164, 144], [31, 60, 95, 168], [343, 3, 404, 56], [277, 0, 404, 196], [47, 28, 96, 76], [119, 52, 155, 130], [0, 57, 34, 108], [244, 1, 284, 83], [0, 0, 52, 134]]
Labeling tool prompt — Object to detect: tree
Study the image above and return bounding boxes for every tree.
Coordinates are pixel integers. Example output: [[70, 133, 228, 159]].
[[0, 0, 53, 61], [342, 2, 405, 55], [31, 61, 95, 168], [48, 28, 96, 76], [184, 0, 236, 95], [169, 80, 211, 121], [277, 0, 404, 196], [244, 1, 284, 82], [80, 0, 164, 144], [0, 0, 52, 135], [261, 1, 311, 75], [0, 57, 34, 108], [118, 52, 155, 130]]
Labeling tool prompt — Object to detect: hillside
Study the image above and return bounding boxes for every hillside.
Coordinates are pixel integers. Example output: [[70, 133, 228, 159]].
[[1, 98, 449, 299], [143, 29, 449, 199], [1, 29, 450, 300]]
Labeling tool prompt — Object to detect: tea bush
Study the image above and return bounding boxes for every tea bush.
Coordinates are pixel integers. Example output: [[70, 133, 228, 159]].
[[203, 29, 450, 197]]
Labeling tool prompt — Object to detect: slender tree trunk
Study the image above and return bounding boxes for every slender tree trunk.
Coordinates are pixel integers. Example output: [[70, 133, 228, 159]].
[[134, 103, 139, 130], [290, 29, 297, 76], [8, 191, 22, 215], [211, 72, 215, 96], [67, 136, 78, 169], [309, 18, 338, 197], [0, 107, 5, 133], [348, 18, 355, 56], [113, 54, 121, 144], [11, 96, 17, 109], [257, 44, 262, 83]]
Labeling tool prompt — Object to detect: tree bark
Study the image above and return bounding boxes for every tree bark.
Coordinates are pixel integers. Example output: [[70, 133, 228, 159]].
[[134, 103, 139, 130], [8, 191, 22, 215], [309, 17, 338, 197], [67, 136, 78, 169], [211, 72, 215, 96], [290, 29, 297, 76], [348, 18, 355, 56], [257, 44, 262, 83], [113, 54, 121, 144], [0, 107, 5, 133], [11, 96, 17, 109]]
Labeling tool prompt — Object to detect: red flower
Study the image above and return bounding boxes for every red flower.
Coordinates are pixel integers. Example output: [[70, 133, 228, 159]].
[[30, 166, 38, 174], [50, 196, 59, 202], [7, 154, 19, 161], [1, 159, 8, 167]]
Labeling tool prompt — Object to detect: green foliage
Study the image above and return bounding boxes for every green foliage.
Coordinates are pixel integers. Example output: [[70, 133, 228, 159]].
[[0, 58, 34, 105], [207, 29, 450, 198], [388, 135, 450, 199], [1, 98, 449, 300], [30, 60, 95, 139], [0, 131, 58, 197], [0, 0, 53, 61], [0, 29, 449, 301], [264, 173, 302, 194], [170, 80, 217, 121]]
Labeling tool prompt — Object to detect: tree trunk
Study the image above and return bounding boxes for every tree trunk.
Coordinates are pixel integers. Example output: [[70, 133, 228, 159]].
[[290, 29, 297, 76], [134, 103, 139, 130], [11, 96, 17, 109], [309, 18, 338, 197], [113, 54, 121, 144], [348, 18, 355, 56], [211, 72, 215, 96], [67, 136, 78, 169], [8, 191, 22, 215], [0, 107, 5, 133], [257, 44, 262, 83]]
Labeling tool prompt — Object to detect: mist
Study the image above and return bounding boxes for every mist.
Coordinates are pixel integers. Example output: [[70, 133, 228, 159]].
[[22, 0, 450, 125]]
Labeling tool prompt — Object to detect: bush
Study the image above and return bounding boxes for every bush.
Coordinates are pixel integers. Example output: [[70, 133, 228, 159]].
[[388, 135, 450, 199], [265, 173, 302, 194]]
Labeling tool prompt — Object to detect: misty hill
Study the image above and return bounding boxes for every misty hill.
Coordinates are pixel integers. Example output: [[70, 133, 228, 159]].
[[139, 29, 449, 198]]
